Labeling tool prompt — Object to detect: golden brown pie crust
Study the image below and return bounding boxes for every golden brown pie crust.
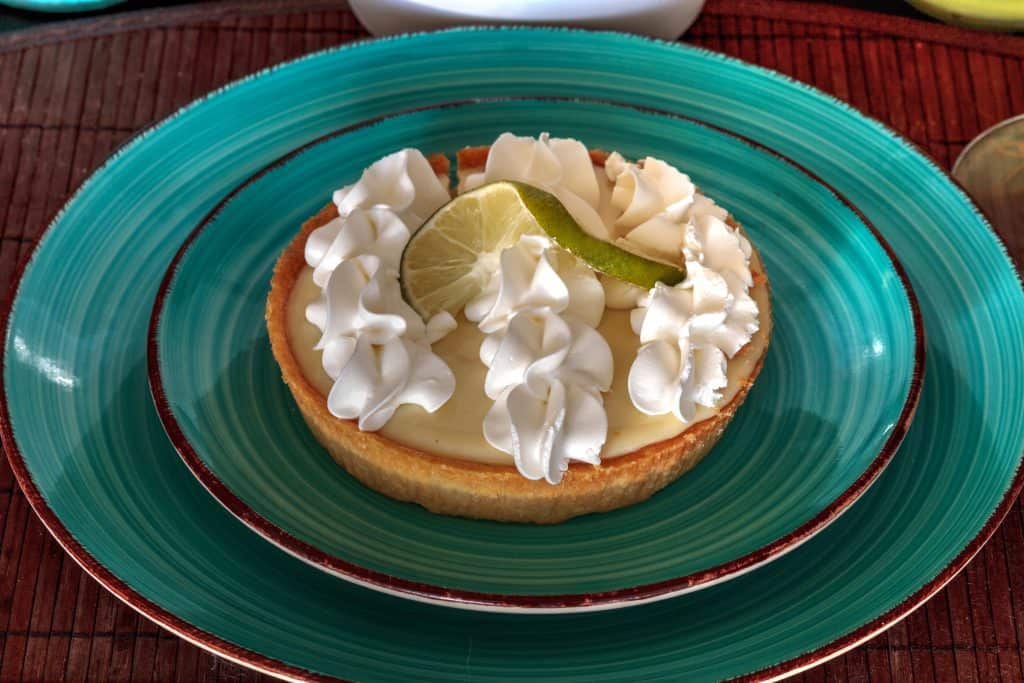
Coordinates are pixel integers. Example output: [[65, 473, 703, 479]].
[[266, 150, 771, 523]]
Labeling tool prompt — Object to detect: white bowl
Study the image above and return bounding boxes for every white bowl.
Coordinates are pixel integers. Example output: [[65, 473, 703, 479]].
[[349, 0, 706, 41]]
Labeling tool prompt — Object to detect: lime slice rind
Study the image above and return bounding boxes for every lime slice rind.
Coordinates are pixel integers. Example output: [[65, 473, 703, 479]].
[[400, 180, 686, 319]]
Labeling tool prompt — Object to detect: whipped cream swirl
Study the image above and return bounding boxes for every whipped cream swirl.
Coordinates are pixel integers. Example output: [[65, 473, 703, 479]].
[[605, 151, 728, 262], [465, 235, 612, 484], [627, 214, 759, 424], [463, 132, 611, 240], [304, 149, 456, 430]]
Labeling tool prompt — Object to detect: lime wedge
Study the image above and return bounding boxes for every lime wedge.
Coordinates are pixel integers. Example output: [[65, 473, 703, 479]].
[[400, 181, 685, 318]]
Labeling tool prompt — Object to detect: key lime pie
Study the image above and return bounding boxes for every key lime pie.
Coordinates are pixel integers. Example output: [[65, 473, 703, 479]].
[[267, 133, 772, 523]]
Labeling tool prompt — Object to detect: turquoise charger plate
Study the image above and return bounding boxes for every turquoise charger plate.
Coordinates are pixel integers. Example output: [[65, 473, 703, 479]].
[[3, 28, 1023, 680], [0, 0, 124, 13], [151, 98, 923, 611]]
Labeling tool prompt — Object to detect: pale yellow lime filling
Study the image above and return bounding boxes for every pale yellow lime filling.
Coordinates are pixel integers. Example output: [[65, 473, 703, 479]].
[[286, 263, 768, 465]]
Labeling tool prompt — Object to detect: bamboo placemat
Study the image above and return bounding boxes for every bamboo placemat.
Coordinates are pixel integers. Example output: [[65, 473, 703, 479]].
[[0, 1, 1021, 680]]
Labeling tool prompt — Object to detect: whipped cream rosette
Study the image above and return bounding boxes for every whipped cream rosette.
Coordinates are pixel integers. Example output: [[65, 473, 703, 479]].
[[464, 132, 610, 240], [303, 149, 457, 431], [465, 235, 612, 484]]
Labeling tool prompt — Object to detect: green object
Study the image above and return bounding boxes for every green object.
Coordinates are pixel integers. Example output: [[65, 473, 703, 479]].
[[154, 99, 919, 606], [512, 181, 686, 287], [401, 180, 685, 318], [906, 0, 1024, 29], [4, 28, 1023, 681]]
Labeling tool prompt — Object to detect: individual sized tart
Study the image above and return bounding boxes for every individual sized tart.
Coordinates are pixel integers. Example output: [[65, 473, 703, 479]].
[[266, 135, 772, 523]]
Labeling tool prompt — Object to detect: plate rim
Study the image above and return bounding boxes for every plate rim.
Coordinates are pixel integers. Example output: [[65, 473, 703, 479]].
[[0, 26, 1019, 680], [0, 0, 125, 13], [146, 95, 925, 613]]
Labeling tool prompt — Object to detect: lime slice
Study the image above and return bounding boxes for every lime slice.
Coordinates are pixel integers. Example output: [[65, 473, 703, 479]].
[[400, 181, 685, 318]]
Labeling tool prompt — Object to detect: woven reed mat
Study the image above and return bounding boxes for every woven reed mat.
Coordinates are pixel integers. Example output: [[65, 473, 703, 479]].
[[0, 1, 1022, 680]]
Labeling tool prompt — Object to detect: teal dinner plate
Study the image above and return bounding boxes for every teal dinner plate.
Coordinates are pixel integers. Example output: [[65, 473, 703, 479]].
[[0, 0, 124, 13], [150, 98, 922, 611], [3, 28, 1023, 680]]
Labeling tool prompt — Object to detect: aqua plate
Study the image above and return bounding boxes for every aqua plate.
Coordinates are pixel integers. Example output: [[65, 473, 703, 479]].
[[3, 28, 1024, 681], [0, 0, 124, 13], [150, 98, 923, 612]]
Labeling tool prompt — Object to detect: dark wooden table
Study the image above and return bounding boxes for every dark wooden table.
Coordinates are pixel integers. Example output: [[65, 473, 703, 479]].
[[0, 0, 942, 33], [0, 1, 1022, 680]]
